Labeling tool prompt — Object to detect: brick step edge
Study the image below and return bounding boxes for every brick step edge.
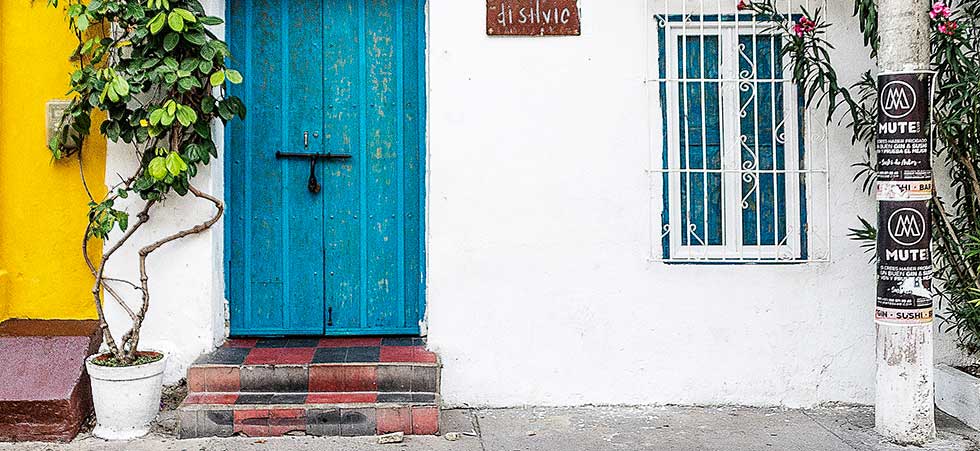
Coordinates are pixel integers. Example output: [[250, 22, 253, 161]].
[[189, 365, 440, 394], [184, 391, 439, 405], [178, 404, 439, 438]]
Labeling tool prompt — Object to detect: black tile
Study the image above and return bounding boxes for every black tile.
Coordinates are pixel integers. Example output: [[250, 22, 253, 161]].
[[240, 366, 309, 392], [271, 394, 308, 404], [377, 366, 412, 392], [195, 347, 250, 365], [411, 366, 438, 393], [308, 409, 341, 436], [345, 346, 380, 363], [377, 393, 413, 403], [411, 393, 437, 403], [308, 408, 342, 426], [236, 393, 274, 404], [381, 337, 417, 346], [340, 408, 377, 436], [313, 347, 347, 363], [286, 338, 321, 348], [255, 338, 290, 348]]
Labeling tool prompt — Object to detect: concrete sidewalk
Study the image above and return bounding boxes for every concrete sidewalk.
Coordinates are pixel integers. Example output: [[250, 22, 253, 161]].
[[2, 406, 978, 451]]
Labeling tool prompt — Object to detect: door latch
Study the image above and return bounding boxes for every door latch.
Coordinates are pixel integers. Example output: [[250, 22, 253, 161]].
[[307, 158, 321, 194]]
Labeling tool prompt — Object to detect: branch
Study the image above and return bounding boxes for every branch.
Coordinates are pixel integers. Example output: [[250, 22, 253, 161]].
[[124, 185, 224, 356]]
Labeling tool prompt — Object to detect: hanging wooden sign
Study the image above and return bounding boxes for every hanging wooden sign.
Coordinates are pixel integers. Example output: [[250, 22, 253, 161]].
[[486, 0, 581, 36]]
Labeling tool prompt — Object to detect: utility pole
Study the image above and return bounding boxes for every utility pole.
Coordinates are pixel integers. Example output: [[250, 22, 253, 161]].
[[874, 0, 936, 444]]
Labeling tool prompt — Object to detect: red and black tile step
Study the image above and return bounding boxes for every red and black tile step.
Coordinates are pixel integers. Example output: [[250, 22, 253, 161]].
[[177, 337, 441, 438]]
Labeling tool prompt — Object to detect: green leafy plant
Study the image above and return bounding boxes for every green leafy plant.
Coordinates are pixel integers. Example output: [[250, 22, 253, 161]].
[[741, 0, 980, 352], [47, 0, 245, 365]]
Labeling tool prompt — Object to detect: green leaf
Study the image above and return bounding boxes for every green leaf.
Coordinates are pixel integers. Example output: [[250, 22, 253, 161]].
[[163, 57, 179, 71], [117, 211, 129, 232], [167, 12, 184, 33], [209, 71, 225, 86], [165, 152, 188, 176], [163, 32, 179, 51], [201, 42, 217, 60], [224, 69, 243, 84], [76, 14, 90, 32], [199, 16, 223, 26], [173, 8, 197, 22], [112, 76, 130, 97], [149, 12, 166, 34], [81, 38, 96, 55], [184, 31, 206, 46], [148, 157, 168, 180], [133, 175, 155, 191], [160, 110, 175, 126], [175, 105, 197, 126], [148, 108, 165, 125]]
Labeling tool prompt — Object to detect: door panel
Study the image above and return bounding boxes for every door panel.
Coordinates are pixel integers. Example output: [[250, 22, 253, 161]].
[[227, 0, 424, 336]]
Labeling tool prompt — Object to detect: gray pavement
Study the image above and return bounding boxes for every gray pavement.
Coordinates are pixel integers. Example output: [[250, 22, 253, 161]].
[[2, 406, 978, 451]]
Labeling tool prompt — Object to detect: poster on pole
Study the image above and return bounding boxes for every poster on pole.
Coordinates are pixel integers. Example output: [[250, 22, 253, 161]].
[[875, 71, 935, 325]]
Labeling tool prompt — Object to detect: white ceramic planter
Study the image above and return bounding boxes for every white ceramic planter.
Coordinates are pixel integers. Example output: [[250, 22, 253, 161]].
[[936, 364, 980, 431], [85, 352, 168, 440]]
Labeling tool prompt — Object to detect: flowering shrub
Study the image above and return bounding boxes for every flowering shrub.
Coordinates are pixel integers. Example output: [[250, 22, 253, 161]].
[[793, 17, 816, 37], [740, 0, 980, 353]]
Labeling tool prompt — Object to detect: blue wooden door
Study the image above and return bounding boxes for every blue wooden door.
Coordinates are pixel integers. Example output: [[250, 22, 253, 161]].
[[226, 0, 425, 336]]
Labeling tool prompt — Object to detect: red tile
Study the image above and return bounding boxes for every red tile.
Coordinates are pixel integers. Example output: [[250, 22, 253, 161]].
[[411, 407, 439, 435], [225, 338, 258, 348], [306, 392, 378, 404], [234, 409, 271, 436], [414, 349, 438, 364], [187, 367, 206, 392], [380, 346, 415, 363], [234, 409, 271, 423], [377, 407, 412, 434], [244, 347, 316, 365], [184, 393, 239, 405], [318, 337, 382, 348], [205, 367, 241, 392], [267, 409, 306, 435], [270, 409, 305, 419], [309, 365, 377, 392]]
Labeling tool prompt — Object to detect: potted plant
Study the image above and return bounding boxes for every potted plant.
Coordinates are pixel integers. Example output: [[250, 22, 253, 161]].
[[47, 0, 245, 440]]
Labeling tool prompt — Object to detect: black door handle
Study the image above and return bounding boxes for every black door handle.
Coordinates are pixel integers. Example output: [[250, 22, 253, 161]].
[[275, 151, 353, 159], [275, 151, 352, 194]]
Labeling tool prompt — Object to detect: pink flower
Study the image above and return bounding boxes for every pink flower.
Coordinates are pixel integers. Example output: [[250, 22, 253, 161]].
[[794, 17, 816, 37], [737, 0, 750, 10], [939, 20, 958, 35], [930, 2, 951, 19]]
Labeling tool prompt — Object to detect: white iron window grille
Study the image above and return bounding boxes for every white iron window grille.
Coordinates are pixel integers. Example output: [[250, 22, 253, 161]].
[[647, 1, 831, 263]]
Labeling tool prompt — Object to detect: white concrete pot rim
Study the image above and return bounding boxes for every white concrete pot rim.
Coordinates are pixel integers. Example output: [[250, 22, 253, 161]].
[[85, 350, 168, 381]]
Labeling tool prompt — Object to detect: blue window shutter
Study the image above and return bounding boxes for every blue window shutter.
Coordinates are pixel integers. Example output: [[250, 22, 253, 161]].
[[738, 34, 788, 246], [676, 35, 723, 246]]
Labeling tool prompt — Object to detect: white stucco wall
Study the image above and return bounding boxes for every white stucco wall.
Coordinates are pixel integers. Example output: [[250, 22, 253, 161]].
[[422, 0, 966, 408], [100, 0, 971, 405]]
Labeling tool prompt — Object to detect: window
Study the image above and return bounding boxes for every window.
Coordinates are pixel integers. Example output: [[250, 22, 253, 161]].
[[652, 14, 827, 263]]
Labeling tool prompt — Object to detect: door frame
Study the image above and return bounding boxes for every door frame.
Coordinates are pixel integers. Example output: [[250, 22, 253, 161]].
[[221, 0, 428, 337]]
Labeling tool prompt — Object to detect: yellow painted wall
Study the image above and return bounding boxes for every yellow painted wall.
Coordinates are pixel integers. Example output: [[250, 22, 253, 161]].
[[0, 0, 106, 321]]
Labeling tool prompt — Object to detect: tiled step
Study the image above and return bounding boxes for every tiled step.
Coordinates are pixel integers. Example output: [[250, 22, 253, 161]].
[[178, 336, 442, 438], [178, 402, 439, 438], [188, 362, 439, 395]]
